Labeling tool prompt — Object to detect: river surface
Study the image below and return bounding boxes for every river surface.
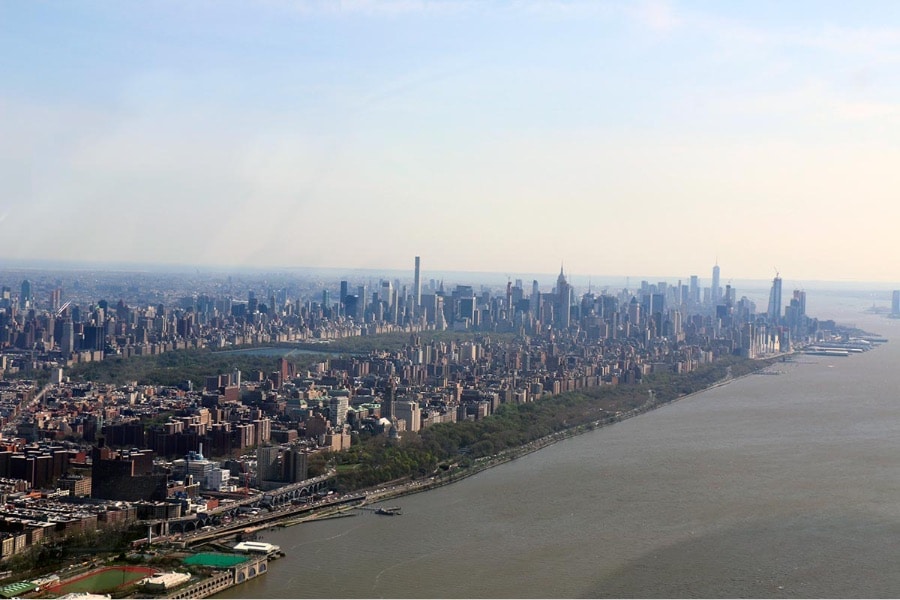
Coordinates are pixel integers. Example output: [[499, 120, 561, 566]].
[[217, 295, 900, 598]]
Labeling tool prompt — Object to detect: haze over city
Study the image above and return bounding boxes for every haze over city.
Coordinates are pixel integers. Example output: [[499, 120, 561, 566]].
[[9, 2, 900, 598], [3, 1, 900, 282]]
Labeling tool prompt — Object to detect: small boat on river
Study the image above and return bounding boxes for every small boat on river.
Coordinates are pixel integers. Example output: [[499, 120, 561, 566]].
[[375, 507, 402, 516]]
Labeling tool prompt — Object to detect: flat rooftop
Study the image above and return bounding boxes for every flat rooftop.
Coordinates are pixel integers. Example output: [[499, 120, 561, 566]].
[[182, 552, 249, 569]]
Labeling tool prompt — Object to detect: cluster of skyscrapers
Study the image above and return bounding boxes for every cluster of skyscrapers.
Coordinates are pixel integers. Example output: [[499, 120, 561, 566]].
[[0, 258, 820, 384], [0, 257, 843, 565]]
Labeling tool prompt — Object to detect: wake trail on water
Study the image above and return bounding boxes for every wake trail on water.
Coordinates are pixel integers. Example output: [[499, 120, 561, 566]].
[[283, 522, 365, 551], [372, 548, 445, 593]]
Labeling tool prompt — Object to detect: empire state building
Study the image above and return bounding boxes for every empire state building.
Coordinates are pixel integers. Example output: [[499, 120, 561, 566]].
[[556, 266, 572, 329]]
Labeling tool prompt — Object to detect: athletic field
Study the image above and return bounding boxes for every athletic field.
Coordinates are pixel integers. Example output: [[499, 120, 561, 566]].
[[45, 566, 156, 594]]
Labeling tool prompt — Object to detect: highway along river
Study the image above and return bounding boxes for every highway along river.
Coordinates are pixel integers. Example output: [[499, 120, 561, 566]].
[[217, 307, 900, 598]]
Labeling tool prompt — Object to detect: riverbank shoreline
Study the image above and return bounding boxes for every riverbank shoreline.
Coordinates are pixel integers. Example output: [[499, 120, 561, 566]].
[[181, 355, 789, 540], [333, 355, 792, 509]]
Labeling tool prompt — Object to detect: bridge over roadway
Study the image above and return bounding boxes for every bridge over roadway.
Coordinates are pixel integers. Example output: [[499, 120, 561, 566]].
[[156, 493, 366, 546], [142, 472, 333, 536]]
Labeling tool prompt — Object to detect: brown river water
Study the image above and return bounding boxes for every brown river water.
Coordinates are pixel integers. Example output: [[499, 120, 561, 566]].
[[217, 295, 900, 598]]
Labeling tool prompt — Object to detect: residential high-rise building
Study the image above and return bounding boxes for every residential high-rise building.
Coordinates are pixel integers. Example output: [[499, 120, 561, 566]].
[[357, 284, 367, 320], [794, 290, 806, 316], [381, 380, 396, 421], [91, 446, 166, 501], [253, 417, 271, 445], [61, 319, 74, 355], [283, 448, 308, 483], [785, 290, 807, 332], [391, 286, 400, 323], [414, 256, 421, 314], [339, 281, 349, 309], [256, 446, 281, 483]]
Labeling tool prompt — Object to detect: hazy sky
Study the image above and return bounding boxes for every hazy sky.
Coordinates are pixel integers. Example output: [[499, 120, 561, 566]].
[[3, 1, 900, 283]]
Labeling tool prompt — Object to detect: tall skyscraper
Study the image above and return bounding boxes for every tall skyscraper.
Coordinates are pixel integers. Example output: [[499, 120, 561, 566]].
[[711, 263, 721, 305], [767, 274, 783, 322], [382, 379, 396, 421], [61, 319, 74, 355], [391, 286, 399, 324], [556, 267, 571, 329], [413, 256, 421, 313], [20, 279, 32, 307], [724, 284, 735, 306], [381, 280, 393, 311], [357, 284, 368, 320], [794, 290, 806, 316]]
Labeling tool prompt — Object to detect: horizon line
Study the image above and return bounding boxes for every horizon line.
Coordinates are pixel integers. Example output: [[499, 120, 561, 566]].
[[0, 258, 898, 289]]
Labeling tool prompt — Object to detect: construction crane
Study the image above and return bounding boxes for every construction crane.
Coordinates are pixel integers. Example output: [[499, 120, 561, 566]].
[[242, 471, 252, 496]]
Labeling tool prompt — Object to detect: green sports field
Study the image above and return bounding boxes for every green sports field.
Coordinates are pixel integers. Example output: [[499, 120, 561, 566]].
[[47, 566, 156, 594]]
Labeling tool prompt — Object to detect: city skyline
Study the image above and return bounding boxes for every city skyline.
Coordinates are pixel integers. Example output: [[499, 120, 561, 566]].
[[0, 256, 892, 296], [4, 2, 900, 282]]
